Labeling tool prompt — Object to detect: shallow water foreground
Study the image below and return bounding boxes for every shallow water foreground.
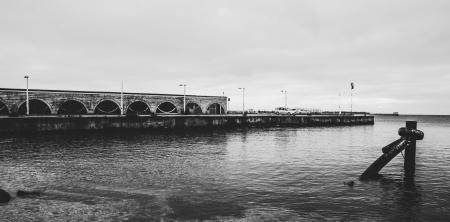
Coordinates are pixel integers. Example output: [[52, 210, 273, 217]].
[[1, 115, 449, 221]]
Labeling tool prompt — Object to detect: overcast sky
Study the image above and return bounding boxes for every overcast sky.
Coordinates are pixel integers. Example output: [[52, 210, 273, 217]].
[[1, 0, 449, 114]]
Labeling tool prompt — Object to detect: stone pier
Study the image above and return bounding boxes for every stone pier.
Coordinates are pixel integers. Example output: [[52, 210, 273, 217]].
[[0, 115, 374, 133]]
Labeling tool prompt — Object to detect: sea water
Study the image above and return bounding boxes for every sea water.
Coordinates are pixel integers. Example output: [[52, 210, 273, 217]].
[[0, 115, 449, 221]]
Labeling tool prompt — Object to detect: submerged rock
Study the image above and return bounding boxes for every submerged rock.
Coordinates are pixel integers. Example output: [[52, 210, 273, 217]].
[[17, 190, 41, 197], [344, 181, 355, 187], [0, 189, 11, 203]]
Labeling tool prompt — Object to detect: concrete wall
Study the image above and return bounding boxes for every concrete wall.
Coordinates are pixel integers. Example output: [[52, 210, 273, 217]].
[[0, 88, 227, 115], [0, 115, 374, 133]]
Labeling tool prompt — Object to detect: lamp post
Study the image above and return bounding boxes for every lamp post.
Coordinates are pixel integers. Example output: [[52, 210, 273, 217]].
[[179, 84, 186, 114], [221, 91, 224, 115], [281, 90, 287, 109], [120, 80, 124, 115], [350, 82, 354, 114], [24, 75, 30, 115], [238, 87, 245, 114]]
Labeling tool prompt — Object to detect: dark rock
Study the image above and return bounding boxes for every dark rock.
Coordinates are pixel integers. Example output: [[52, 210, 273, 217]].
[[0, 189, 11, 203], [344, 181, 355, 187], [17, 190, 41, 197]]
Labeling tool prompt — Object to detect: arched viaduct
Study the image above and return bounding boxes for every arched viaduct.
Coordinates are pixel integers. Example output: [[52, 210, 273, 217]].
[[0, 88, 227, 116]]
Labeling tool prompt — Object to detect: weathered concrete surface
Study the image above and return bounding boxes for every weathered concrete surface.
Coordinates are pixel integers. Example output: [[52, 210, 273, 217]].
[[0, 115, 374, 133], [0, 88, 226, 115]]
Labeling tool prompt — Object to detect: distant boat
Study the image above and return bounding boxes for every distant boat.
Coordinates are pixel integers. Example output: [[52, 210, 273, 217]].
[[393, 112, 399, 116]]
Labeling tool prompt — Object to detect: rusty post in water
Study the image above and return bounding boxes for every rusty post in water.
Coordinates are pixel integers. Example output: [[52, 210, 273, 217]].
[[404, 121, 417, 179]]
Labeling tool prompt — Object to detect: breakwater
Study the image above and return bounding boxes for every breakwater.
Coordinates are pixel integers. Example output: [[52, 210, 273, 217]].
[[0, 115, 374, 133]]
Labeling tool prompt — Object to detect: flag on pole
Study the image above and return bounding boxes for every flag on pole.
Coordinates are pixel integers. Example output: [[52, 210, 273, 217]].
[[351, 82, 355, 90]]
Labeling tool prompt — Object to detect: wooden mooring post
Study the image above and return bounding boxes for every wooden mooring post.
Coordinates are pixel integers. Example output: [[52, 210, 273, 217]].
[[404, 121, 417, 179], [360, 121, 424, 180]]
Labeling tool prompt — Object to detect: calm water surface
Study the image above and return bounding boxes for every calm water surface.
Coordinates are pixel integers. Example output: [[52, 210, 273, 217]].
[[0, 115, 449, 221]]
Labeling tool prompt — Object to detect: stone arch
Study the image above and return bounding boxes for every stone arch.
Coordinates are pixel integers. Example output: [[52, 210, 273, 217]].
[[17, 99, 52, 115], [206, 103, 225, 115], [94, 100, 121, 115], [57, 100, 88, 115], [185, 102, 202, 115], [126, 100, 151, 115], [156, 101, 178, 114], [0, 100, 9, 115]]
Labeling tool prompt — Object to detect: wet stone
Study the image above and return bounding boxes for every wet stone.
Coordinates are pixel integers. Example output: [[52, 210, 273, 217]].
[[0, 189, 11, 203], [17, 190, 41, 198]]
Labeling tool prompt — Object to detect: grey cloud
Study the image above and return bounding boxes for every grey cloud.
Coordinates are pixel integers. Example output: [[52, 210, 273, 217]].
[[1, 0, 449, 114]]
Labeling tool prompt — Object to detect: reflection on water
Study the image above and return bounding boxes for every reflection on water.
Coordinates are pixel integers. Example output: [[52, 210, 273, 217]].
[[1, 115, 450, 221]]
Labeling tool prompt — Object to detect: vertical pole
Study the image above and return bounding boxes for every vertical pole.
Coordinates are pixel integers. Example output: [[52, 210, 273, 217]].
[[179, 84, 186, 114], [120, 80, 124, 115], [281, 90, 287, 110], [238, 88, 245, 114], [350, 89, 353, 114], [25, 75, 29, 115], [183, 85, 186, 114], [404, 121, 417, 179], [221, 91, 224, 115], [284, 91, 287, 109], [242, 88, 245, 114], [338, 92, 341, 115]]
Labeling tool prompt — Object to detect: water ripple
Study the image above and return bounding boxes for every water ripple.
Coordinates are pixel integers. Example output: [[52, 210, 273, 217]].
[[0, 116, 449, 221]]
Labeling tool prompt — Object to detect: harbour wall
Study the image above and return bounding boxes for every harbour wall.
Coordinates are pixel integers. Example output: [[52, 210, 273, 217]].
[[0, 115, 374, 133]]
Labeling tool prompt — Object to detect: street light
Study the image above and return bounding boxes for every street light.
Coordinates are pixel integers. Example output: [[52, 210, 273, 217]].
[[350, 82, 354, 114], [24, 75, 30, 115], [238, 87, 245, 114], [281, 90, 287, 109], [179, 84, 186, 114], [221, 91, 225, 115], [120, 80, 124, 115]]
